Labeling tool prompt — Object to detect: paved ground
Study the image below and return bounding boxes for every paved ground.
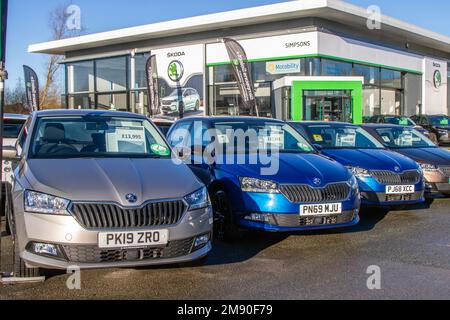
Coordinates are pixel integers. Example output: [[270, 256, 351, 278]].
[[1, 196, 450, 300]]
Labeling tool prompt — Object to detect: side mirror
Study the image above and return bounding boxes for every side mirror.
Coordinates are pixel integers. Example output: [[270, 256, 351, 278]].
[[174, 146, 191, 161]]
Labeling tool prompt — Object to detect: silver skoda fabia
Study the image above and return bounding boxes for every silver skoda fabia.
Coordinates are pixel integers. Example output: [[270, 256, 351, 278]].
[[5, 110, 212, 276]]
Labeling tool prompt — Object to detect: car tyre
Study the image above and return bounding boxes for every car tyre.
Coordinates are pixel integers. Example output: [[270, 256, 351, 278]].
[[8, 193, 41, 278], [211, 190, 243, 242]]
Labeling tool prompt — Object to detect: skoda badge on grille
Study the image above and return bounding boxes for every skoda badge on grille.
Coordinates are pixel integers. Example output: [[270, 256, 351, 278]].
[[126, 193, 138, 203], [394, 166, 401, 172], [313, 178, 322, 186]]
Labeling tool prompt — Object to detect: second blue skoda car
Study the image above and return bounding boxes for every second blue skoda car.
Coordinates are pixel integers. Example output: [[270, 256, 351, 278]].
[[167, 117, 360, 240], [290, 122, 425, 207]]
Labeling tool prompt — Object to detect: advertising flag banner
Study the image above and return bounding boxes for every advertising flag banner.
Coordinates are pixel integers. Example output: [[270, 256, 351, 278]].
[[0, 0, 7, 63], [145, 54, 160, 116], [23, 65, 40, 112], [223, 38, 259, 116]]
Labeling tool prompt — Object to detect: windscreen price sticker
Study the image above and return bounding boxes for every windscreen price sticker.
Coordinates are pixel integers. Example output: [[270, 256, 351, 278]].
[[118, 127, 145, 143], [108, 126, 147, 153]]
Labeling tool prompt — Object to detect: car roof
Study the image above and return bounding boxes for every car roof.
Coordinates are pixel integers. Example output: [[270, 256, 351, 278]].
[[361, 123, 408, 129], [289, 121, 358, 127], [4, 113, 29, 120], [34, 109, 148, 119], [178, 116, 285, 124]]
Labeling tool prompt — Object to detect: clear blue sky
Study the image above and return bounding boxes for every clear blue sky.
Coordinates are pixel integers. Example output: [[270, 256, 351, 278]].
[[5, 0, 450, 91]]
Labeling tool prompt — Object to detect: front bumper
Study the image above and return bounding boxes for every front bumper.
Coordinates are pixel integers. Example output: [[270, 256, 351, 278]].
[[234, 190, 361, 232], [423, 171, 450, 195], [358, 177, 425, 206], [16, 206, 213, 270], [239, 210, 360, 232]]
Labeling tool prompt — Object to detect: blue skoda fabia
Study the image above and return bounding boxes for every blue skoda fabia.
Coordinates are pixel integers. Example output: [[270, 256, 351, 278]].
[[290, 122, 425, 207], [167, 117, 360, 241]]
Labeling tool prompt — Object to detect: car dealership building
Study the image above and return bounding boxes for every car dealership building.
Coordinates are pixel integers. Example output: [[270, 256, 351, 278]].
[[29, 0, 450, 123]]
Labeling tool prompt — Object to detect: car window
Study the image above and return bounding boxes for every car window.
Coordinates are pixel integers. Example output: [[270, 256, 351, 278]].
[[213, 121, 315, 154], [375, 127, 436, 148], [3, 119, 26, 138], [168, 121, 192, 147], [17, 118, 32, 152], [29, 116, 171, 159], [303, 125, 385, 149]]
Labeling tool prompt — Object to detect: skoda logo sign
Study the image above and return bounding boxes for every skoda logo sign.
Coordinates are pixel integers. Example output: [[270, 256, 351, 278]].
[[125, 193, 138, 204], [433, 70, 442, 89], [394, 166, 401, 173], [313, 178, 322, 186], [168, 60, 184, 82]]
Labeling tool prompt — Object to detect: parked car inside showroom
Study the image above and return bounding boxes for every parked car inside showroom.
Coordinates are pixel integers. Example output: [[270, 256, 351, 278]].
[[1, 114, 28, 215], [167, 117, 361, 241], [362, 124, 450, 196], [5, 110, 212, 277], [161, 88, 201, 115], [290, 122, 425, 207], [410, 115, 450, 146]]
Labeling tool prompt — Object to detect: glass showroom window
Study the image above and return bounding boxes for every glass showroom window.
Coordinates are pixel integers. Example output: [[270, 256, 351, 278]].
[[321, 59, 353, 76], [97, 93, 128, 111], [96, 56, 128, 92], [66, 61, 95, 109], [380, 69, 402, 89], [208, 64, 273, 117]]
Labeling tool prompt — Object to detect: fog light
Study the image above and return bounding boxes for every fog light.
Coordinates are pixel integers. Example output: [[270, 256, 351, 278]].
[[244, 213, 270, 223], [32, 243, 59, 257], [194, 234, 210, 248]]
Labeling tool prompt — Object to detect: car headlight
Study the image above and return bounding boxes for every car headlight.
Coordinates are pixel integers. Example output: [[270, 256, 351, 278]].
[[420, 163, 439, 172], [348, 175, 359, 191], [185, 187, 210, 211], [346, 166, 372, 178], [24, 191, 71, 215], [240, 177, 280, 194]]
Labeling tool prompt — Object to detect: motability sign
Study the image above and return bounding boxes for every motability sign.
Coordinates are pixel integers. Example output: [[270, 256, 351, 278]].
[[23, 65, 40, 112], [223, 38, 259, 117]]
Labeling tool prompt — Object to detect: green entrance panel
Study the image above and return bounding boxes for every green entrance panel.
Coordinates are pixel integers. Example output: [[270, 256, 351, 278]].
[[291, 80, 363, 124]]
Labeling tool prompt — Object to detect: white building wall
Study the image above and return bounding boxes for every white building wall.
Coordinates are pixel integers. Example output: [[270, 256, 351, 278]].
[[422, 58, 448, 115]]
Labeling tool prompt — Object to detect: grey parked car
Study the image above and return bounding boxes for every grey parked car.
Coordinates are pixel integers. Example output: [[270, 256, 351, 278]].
[[5, 110, 212, 277]]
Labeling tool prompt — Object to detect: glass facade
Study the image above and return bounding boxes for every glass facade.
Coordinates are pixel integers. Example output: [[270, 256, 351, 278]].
[[64, 52, 422, 119], [208, 57, 420, 119]]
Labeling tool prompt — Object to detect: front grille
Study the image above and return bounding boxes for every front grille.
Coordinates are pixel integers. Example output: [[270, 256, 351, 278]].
[[268, 212, 355, 227], [279, 183, 350, 203], [62, 238, 195, 263], [440, 166, 450, 177], [370, 170, 421, 185], [70, 200, 186, 230]]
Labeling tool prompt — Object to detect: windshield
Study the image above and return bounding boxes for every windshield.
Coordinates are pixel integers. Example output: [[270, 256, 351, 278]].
[[29, 116, 171, 159], [375, 127, 436, 149], [3, 119, 26, 139], [213, 122, 315, 154], [301, 125, 385, 149], [429, 116, 449, 126], [384, 117, 415, 126]]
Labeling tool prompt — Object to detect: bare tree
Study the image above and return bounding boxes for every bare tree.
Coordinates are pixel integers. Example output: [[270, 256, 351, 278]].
[[5, 78, 28, 114], [40, 2, 85, 109]]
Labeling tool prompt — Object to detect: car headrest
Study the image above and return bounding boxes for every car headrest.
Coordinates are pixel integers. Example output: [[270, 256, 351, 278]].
[[321, 133, 332, 142], [43, 123, 65, 143], [91, 133, 106, 146]]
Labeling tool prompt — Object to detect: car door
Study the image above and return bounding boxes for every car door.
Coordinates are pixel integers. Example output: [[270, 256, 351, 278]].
[[188, 120, 215, 187]]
